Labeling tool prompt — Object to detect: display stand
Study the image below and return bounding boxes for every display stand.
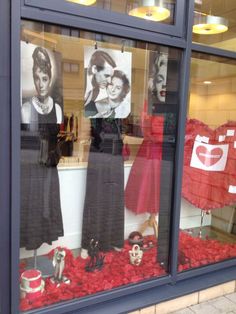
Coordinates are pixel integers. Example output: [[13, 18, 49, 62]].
[[199, 210, 205, 238], [198, 210, 212, 238], [139, 213, 158, 237], [33, 249, 37, 269]]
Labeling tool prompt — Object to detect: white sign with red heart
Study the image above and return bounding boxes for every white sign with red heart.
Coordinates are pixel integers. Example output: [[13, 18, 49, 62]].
[[190, 140, 229, 171]]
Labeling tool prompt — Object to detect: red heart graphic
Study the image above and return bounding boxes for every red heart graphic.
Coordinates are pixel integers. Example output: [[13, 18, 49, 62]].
[[196, 146, 223, 167], [182, 119, 236, 210]]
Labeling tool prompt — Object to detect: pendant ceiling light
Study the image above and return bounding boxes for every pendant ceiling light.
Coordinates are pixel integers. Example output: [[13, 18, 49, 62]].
[[66, 0, 96, 5], [193, 11, 228, 35], [128, 0, 170, 22]]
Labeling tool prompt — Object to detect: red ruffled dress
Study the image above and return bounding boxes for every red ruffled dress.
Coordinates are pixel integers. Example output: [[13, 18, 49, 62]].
[[125, 103, 164, 214], [182, 119, 236, 210]]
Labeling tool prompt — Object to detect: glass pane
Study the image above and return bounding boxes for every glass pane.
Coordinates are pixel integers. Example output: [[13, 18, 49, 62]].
[[193, 0, 236, 53], [179, 53, 236, 272], [20, 20, 181, 311], [65, 0, 176, 25]]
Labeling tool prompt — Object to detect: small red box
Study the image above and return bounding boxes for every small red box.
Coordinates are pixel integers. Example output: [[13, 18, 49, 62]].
[[21, 269, 42, 289], [20, 269, 44, 300]]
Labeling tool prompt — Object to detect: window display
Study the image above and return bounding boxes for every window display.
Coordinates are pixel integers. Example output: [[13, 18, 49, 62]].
[[20, 20, 181, 312], [178, 53, 236, 272]]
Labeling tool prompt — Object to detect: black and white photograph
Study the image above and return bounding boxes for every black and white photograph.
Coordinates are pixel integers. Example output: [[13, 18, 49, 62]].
[[21, 42, 63, 124], [148, 50, 168, 106], [84, 46, 132, 119]]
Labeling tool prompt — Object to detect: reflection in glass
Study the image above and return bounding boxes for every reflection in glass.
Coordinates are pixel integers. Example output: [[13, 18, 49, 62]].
[[193, 11, 228, 35], [193, 0, 236, 52], [65, 0, 176, 25], [66, 0, 96, 5], [128, 0, 171, 22]]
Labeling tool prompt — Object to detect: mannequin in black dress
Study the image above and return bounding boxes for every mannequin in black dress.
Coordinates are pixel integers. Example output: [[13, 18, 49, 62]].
[[21, 46, 64, 251], [81, 50, 126, 257], [81, 118, 124, 256]]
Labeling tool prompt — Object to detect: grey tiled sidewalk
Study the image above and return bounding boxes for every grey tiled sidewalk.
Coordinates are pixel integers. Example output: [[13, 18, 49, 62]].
[[171, 292, 236, 314]]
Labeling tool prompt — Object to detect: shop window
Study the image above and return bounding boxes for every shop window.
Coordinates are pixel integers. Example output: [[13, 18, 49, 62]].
[[178, 52, 236, 272], [65, 0, 176, 25], [193, 0, 236, 53], [20, 20, 181, 311]]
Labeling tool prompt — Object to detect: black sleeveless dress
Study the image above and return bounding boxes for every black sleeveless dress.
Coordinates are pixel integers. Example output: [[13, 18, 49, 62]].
[[20, 101, 64, 250], [81, 118, 124, 252]]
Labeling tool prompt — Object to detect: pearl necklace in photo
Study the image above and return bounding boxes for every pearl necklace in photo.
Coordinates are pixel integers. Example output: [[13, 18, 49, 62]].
[[32, 96, 50, 114]]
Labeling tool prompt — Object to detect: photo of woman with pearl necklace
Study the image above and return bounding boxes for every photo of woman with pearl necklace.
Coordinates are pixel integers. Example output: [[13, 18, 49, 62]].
[[21, 43, 63, 124], [20, 42, 64, 251]]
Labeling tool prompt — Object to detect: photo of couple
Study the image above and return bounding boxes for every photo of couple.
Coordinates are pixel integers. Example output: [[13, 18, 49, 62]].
[[84, 46, 132, 119]]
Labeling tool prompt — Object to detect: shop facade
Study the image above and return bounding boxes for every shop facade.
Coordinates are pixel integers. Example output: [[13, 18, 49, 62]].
[[2, 0, 236, 313]]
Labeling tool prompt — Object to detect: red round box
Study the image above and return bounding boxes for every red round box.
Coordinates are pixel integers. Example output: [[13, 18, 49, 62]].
[[20, 281, 45, 301], [20, 269, 44, 300], [21, 269, 42, 289]]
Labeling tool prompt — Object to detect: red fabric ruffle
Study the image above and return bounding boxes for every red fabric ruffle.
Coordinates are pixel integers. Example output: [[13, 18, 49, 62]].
[[182, 119, 236, 210]]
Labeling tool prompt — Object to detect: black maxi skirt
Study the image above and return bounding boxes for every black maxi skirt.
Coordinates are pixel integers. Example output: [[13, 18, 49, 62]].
[[20, 124, 64, 250], [81, 119, 124, 252]]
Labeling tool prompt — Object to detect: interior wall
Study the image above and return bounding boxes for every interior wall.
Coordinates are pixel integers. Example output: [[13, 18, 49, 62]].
[[189, 90, 236, 128]]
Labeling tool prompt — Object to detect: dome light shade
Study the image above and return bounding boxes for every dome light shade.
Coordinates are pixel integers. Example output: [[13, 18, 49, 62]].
[[128, 0, 170, 22], [193, 12, 228, 35], [66, 0, 96, 5]]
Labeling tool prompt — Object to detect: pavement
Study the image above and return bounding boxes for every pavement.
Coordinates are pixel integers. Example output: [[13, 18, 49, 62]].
[[171, 292, 236, 314]]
